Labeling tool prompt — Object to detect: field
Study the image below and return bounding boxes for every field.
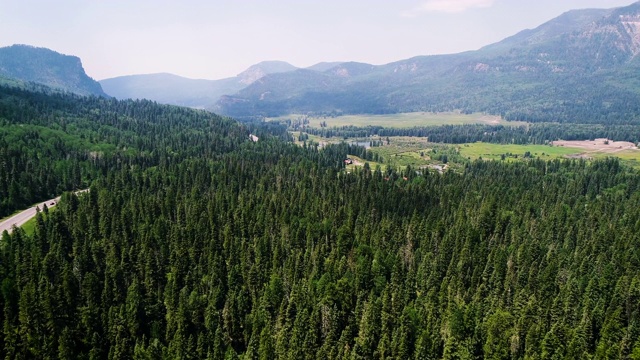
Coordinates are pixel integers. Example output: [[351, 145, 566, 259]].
[[341, 139, 640, 173], [344, 155, 387, 172], [272, 112, 527, 128], [551, 138, 638, 153], [458, 143, 582, 161], [457, 141, 640, 167], [284, 113, 640, 170], [366, 137, 444, 165], [587, 148, 640, 167]]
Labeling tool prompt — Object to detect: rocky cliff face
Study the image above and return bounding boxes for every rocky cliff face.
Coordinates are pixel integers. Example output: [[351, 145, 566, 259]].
[[568, 3, 640, 64], [609, 13, 640, 56], [0, 45, 107, 97]]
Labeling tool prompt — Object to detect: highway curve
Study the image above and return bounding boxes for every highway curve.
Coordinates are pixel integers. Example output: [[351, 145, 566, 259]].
[[0, 189, 88, 234]]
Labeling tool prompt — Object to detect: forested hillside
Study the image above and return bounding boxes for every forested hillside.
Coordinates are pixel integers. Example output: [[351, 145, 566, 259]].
[[0, 80, 246, 217], [1, 81, 639, 359]]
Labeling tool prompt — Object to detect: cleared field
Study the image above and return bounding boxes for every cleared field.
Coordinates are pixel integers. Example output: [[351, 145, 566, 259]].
[[345, 155, 387, 172], [298, 133, 640, 171], [272, 112, 527, 128], [459, 143, 586, 161], [367, 137, 431, 166], [552, 138, 638, 153], [459, 142, 640, 167], [365, 137, 466, 172], [552, 139, 640, 168]]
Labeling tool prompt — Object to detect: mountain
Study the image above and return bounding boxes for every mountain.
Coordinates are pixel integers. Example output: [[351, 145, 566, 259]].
[[0, 44, 107, 97], [217, 2, 640, 124], [100, 73, 243, 109], [306, 61, 344, 72], [236, 60, 298, 85], [480, 8, 612, 52], [100, 61, 298, 108]]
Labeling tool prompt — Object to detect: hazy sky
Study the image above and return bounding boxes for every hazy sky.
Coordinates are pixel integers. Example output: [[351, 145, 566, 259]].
[[0, 0, 635, 80]]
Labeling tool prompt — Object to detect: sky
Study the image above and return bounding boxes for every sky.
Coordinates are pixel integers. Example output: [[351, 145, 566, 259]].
[[0, 0, 635, 80]]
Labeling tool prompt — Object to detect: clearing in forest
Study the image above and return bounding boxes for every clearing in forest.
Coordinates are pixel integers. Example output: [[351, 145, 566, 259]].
[[459, 143, 580, 161], [459, 141, 640, 168], [551, 138, 638, 153]]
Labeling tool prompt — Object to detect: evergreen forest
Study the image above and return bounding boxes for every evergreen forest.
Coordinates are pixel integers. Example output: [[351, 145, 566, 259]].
[[1, 82, 640, 359]]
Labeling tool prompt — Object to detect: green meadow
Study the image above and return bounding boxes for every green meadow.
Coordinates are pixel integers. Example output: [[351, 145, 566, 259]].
[[458, 143, 582, 161], [589, 150, 640, 168], [294, 132, 640, 171]]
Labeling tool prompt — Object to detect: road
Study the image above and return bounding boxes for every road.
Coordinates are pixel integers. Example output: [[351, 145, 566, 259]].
[[0, 189, 88, 234]]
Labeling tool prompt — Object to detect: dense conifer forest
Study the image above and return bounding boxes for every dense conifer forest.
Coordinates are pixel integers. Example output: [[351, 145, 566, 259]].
[[1, 82, 640, 359], [0, 83, 245, 217]]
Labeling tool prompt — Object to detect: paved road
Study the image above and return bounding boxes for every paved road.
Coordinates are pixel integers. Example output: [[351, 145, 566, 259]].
[[0, 189, 88, 234]]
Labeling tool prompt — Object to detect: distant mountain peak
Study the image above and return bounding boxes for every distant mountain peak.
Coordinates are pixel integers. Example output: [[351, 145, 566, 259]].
[[306, 62, 344, 72], [0, 44, 107, 97], [326, 62, 376, 78], [481, 8, 612, 51], [237, 61, 298, 85]]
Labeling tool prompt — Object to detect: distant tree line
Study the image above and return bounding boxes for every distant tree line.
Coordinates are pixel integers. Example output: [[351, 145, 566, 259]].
[[299, 123, 640, 145]]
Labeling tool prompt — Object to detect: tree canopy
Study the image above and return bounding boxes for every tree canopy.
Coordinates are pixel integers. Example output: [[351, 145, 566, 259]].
[[1, 82, 639, 359]]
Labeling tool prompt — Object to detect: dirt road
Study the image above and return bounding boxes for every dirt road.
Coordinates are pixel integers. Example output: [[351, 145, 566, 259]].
[[0, 189, 88, 234]]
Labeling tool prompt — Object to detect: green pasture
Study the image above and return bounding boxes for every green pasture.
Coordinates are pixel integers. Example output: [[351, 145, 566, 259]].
[[296, 131, 640, 171], [458, 143, 640, 168], [368, 139, 432, 168], [458, 143, 582, 161], [590, 150, 640, 168]]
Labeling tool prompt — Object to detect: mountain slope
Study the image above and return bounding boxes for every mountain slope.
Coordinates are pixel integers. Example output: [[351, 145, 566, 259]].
[[0, 44, 107, 97], [306, 61, 344, 72], [236, 60, 298, 85], [100, 73, 243, 108], [217, 2, 640, 124], [100, 61, 299, 108], [480, 8, 612, 52]]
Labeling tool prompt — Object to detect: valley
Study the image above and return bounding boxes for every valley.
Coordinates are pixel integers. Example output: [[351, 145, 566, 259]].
[[2, 1, 640, 359], [282, 111, 640, 171]]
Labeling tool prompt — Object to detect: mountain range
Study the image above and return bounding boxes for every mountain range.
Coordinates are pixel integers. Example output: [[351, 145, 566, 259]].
[[98, 61, 352, 109], [215, 1, 640, 123], [99, 61, 302, 109], [2, 2, 640, 124]]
